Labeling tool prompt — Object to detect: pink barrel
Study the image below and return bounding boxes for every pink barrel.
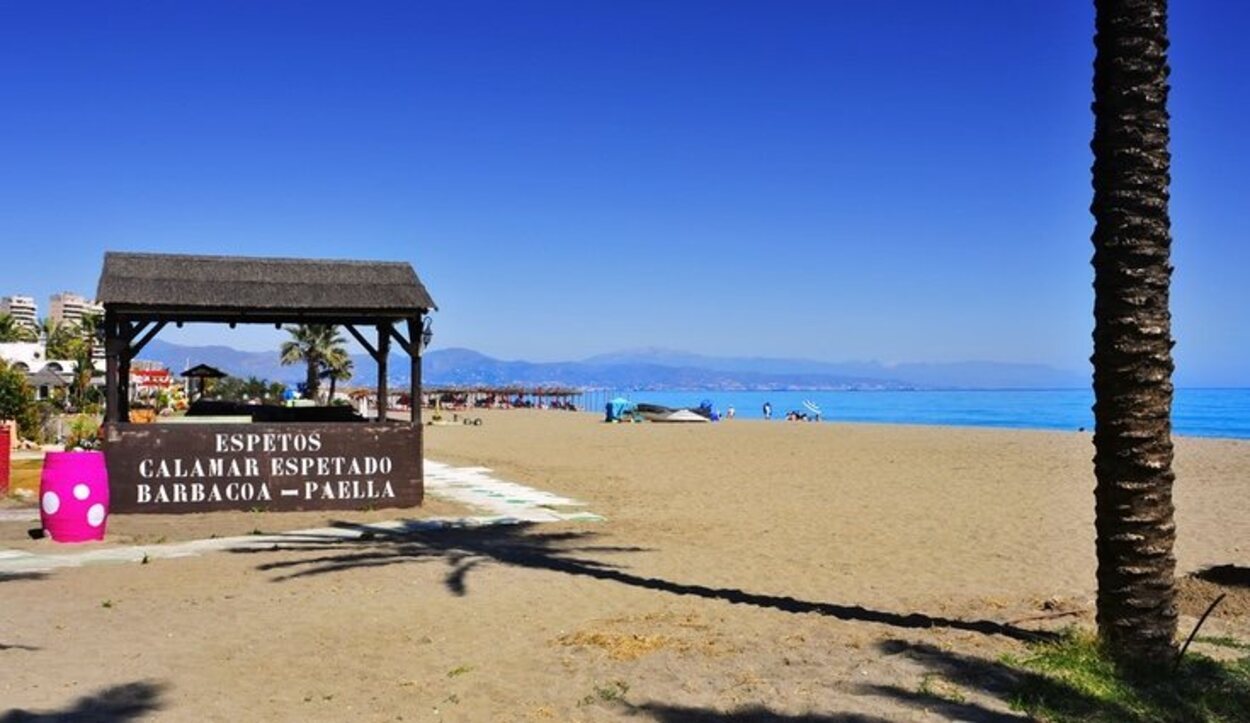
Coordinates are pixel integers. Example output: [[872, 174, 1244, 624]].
[[40, 451, 110, 543]]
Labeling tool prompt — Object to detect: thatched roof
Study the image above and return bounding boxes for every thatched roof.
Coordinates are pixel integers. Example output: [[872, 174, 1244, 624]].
[[180, 363, 228, 379], [97, 252, 437, 319], [26, 368, 69, 387]]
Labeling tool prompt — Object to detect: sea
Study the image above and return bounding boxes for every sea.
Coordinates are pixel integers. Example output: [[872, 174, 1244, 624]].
[[594, 389, 1250, 440]]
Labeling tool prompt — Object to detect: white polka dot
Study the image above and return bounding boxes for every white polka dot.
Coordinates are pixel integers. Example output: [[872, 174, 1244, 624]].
[[73, 483, 91, 500], [87, 504, 106, 528], [42, 491, 60, 515]]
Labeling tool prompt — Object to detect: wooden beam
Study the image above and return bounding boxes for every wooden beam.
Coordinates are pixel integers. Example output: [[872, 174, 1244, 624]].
[[129, 321, 167, 356], [124, 320, 149, 343], [343, 324, 380, 361], [387, 326, 413, 356]]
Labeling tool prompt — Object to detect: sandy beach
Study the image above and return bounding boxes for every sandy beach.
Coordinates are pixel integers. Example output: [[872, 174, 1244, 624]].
[[2, 410, 1248, 721]]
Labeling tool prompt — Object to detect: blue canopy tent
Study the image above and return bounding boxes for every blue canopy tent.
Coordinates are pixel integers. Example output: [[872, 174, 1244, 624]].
[[605, 397, 636, 422]]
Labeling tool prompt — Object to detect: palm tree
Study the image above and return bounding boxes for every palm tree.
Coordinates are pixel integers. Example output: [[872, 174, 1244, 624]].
[[0, 313, 22, 343], [78, 311, 101, 350], [71, 312, 102, 409], [279, 324, 346, 402], [242, 376, 268, 402], [320, 347, 354, 403], [265, 381, 287, 404], [42, 317, 80, 360], [0, 313, 36, 342], [70, 344, 96, 411], [1090, 0, 1177, 665]]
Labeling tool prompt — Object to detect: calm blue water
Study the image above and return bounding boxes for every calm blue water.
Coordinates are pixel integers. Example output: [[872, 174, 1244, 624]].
[[598, 389, 1250, 440]]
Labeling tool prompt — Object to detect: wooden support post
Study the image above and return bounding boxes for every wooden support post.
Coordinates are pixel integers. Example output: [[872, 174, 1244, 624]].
[[118, 320, 132, 422], [407, 316, 422, 429], [376, 323, 390, 422], [104, 311, 120, 424]]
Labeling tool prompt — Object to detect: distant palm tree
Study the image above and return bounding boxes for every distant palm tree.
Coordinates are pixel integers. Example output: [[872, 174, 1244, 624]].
[[70, 345, 97, 411], [72, 312, 102, 410], [1090, 0, 1177, 665], [1, 313, 37, 343], [0, 313, 24, 343], [279, 324, 346, 401], [78, 312, 101, 349], [265, 381, 287, 403], [242, 376, 268, 401], [42, 317, 79, 360], [320, 347, 354, 403]]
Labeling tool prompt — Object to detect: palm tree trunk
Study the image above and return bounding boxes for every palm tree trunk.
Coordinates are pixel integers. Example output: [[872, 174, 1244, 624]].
[[306, 360, 319, 401], [1091, 0, 1177, 665]]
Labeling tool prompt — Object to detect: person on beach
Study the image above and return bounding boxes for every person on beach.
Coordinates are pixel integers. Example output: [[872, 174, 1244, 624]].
[[763, 401, 772, 420], [727, 406, 735, 419]]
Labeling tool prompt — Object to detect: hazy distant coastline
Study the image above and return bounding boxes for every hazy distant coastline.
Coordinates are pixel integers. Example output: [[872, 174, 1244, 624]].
[[139, 339, 1087, 391]]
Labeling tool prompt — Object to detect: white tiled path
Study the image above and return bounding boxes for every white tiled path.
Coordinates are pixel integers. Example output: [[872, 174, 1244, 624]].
[[0, 460, 602, 574]]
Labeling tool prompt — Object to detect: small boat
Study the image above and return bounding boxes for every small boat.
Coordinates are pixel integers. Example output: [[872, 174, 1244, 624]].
[[635, 403, 711, 423], [656, 409, 709, 423], [635, 403, 677, 422]]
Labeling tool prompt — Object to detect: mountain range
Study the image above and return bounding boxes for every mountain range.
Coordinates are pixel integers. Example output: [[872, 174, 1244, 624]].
[[140, 340, 1086, 390]]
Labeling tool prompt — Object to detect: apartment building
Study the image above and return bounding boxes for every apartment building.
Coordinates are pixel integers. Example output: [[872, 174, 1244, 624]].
[[0, 295, 38, 331], [50, 292, 104, 328]]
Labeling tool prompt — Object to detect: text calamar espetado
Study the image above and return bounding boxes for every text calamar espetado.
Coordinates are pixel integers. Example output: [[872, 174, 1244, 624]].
[[134, 431, 397, 505]]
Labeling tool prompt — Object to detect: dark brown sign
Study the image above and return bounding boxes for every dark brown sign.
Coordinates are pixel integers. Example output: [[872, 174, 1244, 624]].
[[103, 422, 423, 513]]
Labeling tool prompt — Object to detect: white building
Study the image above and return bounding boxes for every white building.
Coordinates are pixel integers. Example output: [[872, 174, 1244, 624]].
[[0, 341, 47, 371], [50, 292, 104, 329], [0, 340, 105, 381], [0, 295, 38, 332]]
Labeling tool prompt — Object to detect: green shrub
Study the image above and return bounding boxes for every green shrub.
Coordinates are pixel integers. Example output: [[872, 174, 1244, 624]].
[[0, 360, 37, 440], [65, 414, 101, 451]]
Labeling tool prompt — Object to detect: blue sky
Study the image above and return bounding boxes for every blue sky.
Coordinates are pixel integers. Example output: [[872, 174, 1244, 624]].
[[0, 1, 1246, 385]]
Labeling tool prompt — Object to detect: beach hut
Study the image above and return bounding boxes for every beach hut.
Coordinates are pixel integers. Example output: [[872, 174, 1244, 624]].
[[25, 367, 68, 401], [95, 251, 438, 514], [180, 363, 227, 400]]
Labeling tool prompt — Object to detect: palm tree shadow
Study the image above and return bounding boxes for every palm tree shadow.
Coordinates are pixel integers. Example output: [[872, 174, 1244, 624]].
[[626, 704, 892, 722], [0, 680, 165, 722], [1193, 564, 1250, 589], [856, 639, 1055, 721], [0, 572, 46, 583], [2, 572, 47, 652], [0, 642, 39, 652], [858, 637, 1250, 721], [232, 521, 1054, 642]]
